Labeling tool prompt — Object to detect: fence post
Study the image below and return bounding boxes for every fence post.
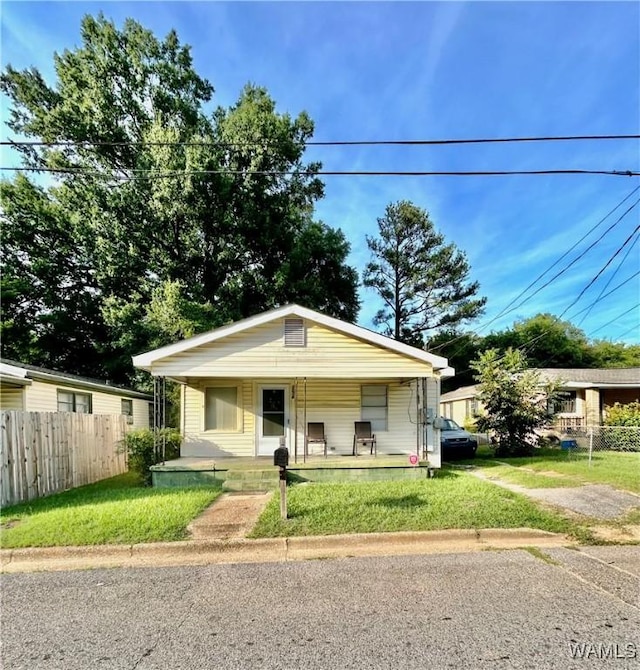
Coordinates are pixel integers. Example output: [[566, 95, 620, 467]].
[[588, 426, 593, 467]]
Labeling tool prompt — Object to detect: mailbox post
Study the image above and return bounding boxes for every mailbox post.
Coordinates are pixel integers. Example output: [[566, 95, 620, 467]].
[[273, 440, 289, 520]]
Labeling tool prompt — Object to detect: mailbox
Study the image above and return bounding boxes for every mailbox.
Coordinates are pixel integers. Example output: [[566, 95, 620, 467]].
[[274, 445, 289, 468]]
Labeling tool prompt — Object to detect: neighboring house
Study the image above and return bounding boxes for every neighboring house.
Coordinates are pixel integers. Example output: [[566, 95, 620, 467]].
[[0, 359, 153, 428], [440, 368, 640, 429], [132, 304, 454, 467]]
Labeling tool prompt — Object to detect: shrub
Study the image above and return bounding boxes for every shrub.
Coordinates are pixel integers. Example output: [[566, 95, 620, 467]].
[[604, 401, 640, 427], [120, 429, 181, 485]]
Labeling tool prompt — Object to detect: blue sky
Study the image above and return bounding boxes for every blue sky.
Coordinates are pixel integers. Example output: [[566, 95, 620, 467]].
[[2, 1, 639, 345]]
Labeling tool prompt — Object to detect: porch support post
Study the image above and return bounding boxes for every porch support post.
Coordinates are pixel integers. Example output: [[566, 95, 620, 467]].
[[294, 378, 299, 465], [303, 377, 307, 464], [153, 376, 167, 464], [415, 379, 420, 457]]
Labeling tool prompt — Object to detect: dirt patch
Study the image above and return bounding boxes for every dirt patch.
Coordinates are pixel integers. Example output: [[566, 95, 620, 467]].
[[0, 519, 21, 530], [590, 525, 640, 543]]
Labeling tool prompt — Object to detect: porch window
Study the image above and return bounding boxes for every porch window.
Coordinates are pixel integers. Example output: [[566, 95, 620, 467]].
[[550, 391, 577, 414], [205, 386, 239, 431], [57, 390, 92, 414], [361, 385, 388, 432]]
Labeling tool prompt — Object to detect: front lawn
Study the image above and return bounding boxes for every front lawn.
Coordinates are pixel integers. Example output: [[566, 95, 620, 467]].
[[249, 470, 573, 538], [0, 472, 221, 548], [473, 450, 640, 494]]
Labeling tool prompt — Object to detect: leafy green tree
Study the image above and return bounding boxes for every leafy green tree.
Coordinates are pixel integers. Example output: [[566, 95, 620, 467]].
[[483, 314, 594, 368], [471, 348, 562, 456], [363, 200, 486, 345], [1, 14, 359, 384], [426, 329, 482, 392]]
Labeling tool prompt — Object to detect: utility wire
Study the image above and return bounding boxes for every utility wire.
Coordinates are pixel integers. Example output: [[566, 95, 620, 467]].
[[570, 270, 640, 320], [4, 133, 640, 149], [587, 302, 640, 337], [574, 230, 640, 327], [428, 186, 640, 354], [611, 322, 639, 341], [1, 166, 638, 178]]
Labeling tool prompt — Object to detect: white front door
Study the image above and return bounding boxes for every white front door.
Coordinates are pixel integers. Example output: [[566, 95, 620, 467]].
[[257, 386, 288, 456]]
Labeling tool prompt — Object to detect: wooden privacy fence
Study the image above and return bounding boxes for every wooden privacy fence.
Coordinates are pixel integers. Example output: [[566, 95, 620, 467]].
[[0, 411, 129, 507]]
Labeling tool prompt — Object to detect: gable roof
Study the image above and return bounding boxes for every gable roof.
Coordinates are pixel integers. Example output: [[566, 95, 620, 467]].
[[132, 304, 451, 373], [0, 359, 152, 399], [440, 385, 479, 403]]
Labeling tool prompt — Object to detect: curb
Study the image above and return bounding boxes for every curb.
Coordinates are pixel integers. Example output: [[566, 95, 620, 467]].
[[0, 528, 574, 573]]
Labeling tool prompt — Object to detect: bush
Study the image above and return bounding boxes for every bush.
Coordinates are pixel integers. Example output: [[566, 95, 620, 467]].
[[120, 429, 181, 485], [604, 401, 640, 427]]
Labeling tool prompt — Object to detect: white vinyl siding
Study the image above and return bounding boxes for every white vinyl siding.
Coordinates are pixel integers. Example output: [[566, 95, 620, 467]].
[[0, 386, 25, 410], [149, 320, 435, 378], [18, 380, 150, 427], [205, 386, 239, 431], [361, 385, 388, 432], [284, 318, 305, 347], [181, 378, 426, 458]]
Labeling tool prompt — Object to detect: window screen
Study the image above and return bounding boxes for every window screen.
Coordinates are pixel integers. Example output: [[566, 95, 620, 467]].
[[361, 385, 388, 432], [205, 387, 239, 431]]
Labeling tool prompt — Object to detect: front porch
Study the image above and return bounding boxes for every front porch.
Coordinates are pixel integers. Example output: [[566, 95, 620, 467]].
[[151, 454, 434, 491]]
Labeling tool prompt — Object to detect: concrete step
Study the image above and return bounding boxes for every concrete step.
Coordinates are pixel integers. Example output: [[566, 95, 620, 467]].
[[222, 478, 279, 492], [223, 469, 280, 481]]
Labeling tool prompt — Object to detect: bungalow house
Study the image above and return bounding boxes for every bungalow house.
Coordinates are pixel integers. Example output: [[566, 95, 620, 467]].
[[132, 304, 454, 467], [0, 359, 152, 428], [440, 367, 640, 430]]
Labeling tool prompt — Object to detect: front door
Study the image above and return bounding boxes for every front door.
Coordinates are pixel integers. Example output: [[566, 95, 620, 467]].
[[257, 386, 288, 456]]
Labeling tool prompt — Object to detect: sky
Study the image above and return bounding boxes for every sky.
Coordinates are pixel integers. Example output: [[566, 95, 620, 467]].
[[2, 1, 639, 346]]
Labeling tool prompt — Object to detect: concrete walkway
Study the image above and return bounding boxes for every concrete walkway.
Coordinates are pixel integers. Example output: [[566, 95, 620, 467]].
[[471, 470, 640, 519], [187, 492, 271, 540]]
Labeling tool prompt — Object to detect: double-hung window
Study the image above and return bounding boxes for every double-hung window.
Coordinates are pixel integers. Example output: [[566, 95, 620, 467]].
[[361, 385, 388, 432], [205, 387, 240, 431], [57, 390, 92, 414], [121, 399, 134, 424]]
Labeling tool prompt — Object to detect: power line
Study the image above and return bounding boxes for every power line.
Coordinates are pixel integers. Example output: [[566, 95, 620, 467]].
[[429, 186, 640, 356], [574, 230, 640, 327], [1, 166, 638, 178], [558, 223, 640, 320], [587, 302, 640, 337], [4, 134, 640, 149], [569, 270, 640, 320], [611, 322, 639, 341]]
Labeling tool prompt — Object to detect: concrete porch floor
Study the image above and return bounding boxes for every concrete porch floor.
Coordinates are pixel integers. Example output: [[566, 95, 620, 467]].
[[153, 454, 429, 472]]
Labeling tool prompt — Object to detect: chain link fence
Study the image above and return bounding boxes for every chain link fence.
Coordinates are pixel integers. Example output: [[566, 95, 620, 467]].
[[556, 425, 640, 463]]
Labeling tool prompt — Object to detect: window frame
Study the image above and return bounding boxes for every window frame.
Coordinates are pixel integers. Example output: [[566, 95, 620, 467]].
[[121, 398, 134, 424], [203, 385, 242, 433], [361, 384, 388, 432], [57, 389, 93, 414]]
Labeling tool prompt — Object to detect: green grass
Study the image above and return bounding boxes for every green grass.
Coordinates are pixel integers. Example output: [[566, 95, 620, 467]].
[[249, 470, 573, 538], [473, 450, 640, 493], [0, 472, 221, 548]]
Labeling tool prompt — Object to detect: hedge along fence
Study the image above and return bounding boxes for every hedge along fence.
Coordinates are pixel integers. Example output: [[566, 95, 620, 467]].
[[0, 411, 129, 506]]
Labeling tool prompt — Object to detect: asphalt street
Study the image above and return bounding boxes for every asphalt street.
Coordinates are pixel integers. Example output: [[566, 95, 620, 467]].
[[2, 548, 639, 670]]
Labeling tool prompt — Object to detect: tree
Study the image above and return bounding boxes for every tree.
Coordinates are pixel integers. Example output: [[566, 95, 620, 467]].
[[1, 14, 359, 384], [483, 313, 595, 368], [363, 201, 486, 346], [471, 348, 562, 457]]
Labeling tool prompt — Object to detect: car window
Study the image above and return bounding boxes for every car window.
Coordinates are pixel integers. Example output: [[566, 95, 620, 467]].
[[442, 419, 461, 431]]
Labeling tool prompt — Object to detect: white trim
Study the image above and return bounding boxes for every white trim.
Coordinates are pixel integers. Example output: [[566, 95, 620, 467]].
[[132, 304, 449, 371], [1, 361, 151, 399]]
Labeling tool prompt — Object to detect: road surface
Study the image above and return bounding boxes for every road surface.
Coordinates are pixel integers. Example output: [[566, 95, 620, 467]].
[[2, 548, 639, 669]]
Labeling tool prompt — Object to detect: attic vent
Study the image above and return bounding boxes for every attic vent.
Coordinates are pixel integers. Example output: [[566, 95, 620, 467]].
[[284, 318, 305, 347]]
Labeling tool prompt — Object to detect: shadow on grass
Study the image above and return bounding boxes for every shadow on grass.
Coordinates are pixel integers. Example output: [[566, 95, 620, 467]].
[[0, 471, 223, 518], [375, 493, 427, 508]]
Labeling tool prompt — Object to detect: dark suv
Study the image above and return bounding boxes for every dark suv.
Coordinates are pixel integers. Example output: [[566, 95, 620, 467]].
[[440, 419, 478, 459]]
